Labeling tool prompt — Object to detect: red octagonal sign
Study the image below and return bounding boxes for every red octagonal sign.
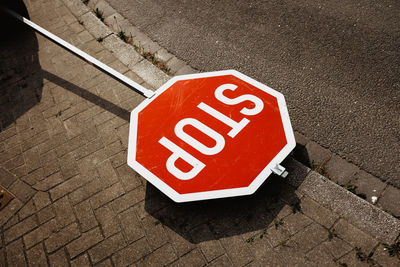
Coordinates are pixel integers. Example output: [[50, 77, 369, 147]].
[[128, 70, 295, 202]]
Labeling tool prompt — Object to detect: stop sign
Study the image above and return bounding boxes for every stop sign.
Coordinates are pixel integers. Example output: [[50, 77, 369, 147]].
[[127, 70, 295, 202]]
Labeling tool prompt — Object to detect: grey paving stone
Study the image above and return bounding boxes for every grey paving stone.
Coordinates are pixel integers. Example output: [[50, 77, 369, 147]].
[[70, 253, 90, 267], [337, 249, 370, 267], [371, 244, 400, 266], [69, 21, 85, 34], [23, 219, 58, 249], [6, 239, 26, 267], [142, 41, 162, 55], [53, 196, 76, 228], [33, 172, 64, 191], [282, 212, 313, 236], [50, 174, 90, 201], [23, 147, 41, 173], [275, 244, 316, 266], [37, 205, 56, 225], [299, 171, 400, 243], [72, 137, 104, 160], [3, 154, 24, 173], [166, 57, 186, 75], [86, 0, 100, 10], [207, 254, 232, 267], [93, 0, 116, 18], [26, 243, 48, 267], [350, 169, 387, 205], [67, 227, 103, 258], [378, 184, 400, 216], [8, 180, 36, 203], [89, 182, 125, 209], [163, 226, 196, 257], [305, 141, 332, 169], [118, 206, 145, 243], [190, 224, 224, 262], [324, 154, 359, 185], [175, 65, 197, 76], [61, 0, 89, 17], [333, 218, 379, 254], [77, 30, 95, 44], [45, 222, 81, 253], [5, 215, 38, 244], [110, 186, 146, 213], [88, 232, 126, 264], [1, 149, 22, 171], [140, 215, 169, 250], [219, 235, 253, 266], [48, 248, 69, 266], [305, 243, 338, 266], [169, 248, 206, 267], [32, 191, 51, 211], [116, 164, 142, 192], [300, 196, 339, 228], [309, 237, 353, 260], [93, 49, 116, 65], [94, 205, 120, 238], [74, 200, 98, 232], [103, 13, 125, 33], [102, 34, 142, 68], [108, 59, 130, 74], [112, 237, 151, 266], [131, 59, 170, 89], [17, 199, 36, 220], [79, 12, 112, 39], [137, 243, 177, 267], [0, 248, 4, 267], [155, 48, 173, 63], [285, 222, 328, 253], [3, 215, 19, 231], [0, 126, 17, 142]]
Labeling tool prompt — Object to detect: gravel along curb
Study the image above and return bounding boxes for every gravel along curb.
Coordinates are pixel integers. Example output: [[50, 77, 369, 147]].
[[62, 0, 400, 243]]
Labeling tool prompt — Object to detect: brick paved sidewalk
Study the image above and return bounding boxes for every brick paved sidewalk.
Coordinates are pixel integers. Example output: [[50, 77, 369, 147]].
[[0, 0, 399, 266]]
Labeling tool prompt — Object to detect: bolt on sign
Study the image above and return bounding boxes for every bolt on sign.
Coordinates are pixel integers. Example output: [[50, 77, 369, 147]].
[[128, 70, 295, 202]]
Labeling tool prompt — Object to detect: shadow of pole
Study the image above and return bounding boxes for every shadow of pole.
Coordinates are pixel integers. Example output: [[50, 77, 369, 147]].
[[42, 70, 131, 122]]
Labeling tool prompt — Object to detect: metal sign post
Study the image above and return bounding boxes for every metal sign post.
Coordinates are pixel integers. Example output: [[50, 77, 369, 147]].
[[2, 7, 154, 98]]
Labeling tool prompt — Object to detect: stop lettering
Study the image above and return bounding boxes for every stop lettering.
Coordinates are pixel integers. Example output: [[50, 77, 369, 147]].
[[127, 70, 295, 202]]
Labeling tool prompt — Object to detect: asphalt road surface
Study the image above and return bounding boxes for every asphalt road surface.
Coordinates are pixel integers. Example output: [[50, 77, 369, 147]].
[[105, 0, 400, 186]]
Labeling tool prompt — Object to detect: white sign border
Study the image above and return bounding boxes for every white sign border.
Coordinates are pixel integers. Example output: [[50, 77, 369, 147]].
[[127, 70, 296, 202]]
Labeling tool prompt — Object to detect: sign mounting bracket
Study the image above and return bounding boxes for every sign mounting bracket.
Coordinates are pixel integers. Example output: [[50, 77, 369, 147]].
[[271, 164, 289, 178]]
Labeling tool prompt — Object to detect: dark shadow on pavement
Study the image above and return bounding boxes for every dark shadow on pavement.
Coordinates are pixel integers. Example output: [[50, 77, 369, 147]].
[[144, 157, 308, 243], [42, 70, 130, 122], [292, 141, 311, 168], [0, 0, 43, 131]]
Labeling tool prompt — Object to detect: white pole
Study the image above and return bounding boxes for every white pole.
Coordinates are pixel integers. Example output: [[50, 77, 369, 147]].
[[2, 7, 155, 98]]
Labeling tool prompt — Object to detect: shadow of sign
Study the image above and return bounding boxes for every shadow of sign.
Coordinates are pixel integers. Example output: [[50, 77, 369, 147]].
[[144, 157, 308, 243], [0, 0, 43, 131]]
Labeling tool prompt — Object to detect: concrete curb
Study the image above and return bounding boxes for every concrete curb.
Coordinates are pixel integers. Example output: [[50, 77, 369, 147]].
[[61, 0, 400, 244], [285, 160, 400, 243], [299, 171, 400, 244]]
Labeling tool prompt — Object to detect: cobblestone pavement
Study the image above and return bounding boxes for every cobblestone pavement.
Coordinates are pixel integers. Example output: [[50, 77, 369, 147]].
[[0, 0, 399, 266]]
